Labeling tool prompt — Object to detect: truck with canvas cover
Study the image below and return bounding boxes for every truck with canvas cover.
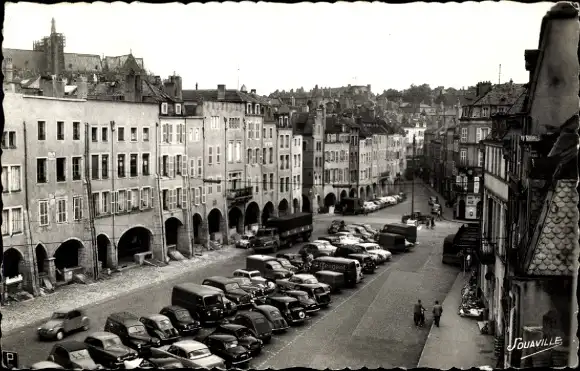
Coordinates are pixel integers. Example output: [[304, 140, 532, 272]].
[[338, 197, 364, 215], [253, 212, 313, 253]]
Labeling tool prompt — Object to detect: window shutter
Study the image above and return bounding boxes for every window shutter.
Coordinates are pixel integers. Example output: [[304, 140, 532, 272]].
[[455, 176, 461, 188], [158, 156, 162, 176], [201, 186, 206, 203], [162, 124, 168, 143], [168, 124, 173, 143], [111, 191, 117, 214], [170, 156, 176, 177], [476, 128, 482, 142], [182, 155, 188, 176], [190, 158, 195, 177], [182, 188, 187, 207], [473, 176, 480, 194], [151, 190, 155, 209], [195, 187, 200, 205]]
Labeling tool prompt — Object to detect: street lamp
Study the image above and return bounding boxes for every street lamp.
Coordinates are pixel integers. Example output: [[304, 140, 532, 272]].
[[411, 134, 416, 215]]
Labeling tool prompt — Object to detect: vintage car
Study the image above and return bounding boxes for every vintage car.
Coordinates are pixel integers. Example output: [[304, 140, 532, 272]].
[[348, 253, 376, 274], [311, 240, 338, 254], [30, 361, 65, 369], [232, 269, 277, 293], [355, 242, 392, 263], [276, 273, 331, 294], [84, 332, 148, 369], [203, 334, 252, 368], [351, 223, 379, 236], [334, 244, 380, 265], [345, 225, 375, 241], [313, 270, 344, 293], [250, 304, 289, 333], [229, 276, 268, 304], [363, 201, 379, 213], [275, 253, 304, 270], [202, 276, 254, 308], [295, 284, 332, 307], [140, 314, 181, 345], [38, 308, 91, 340], [150, 340, 226, 369], [231, 311, 273, 343], [210, 323, 263, 356], [327, 219, 344, 234], [201, 286, 239, 317], [299, 242, 335, 258], [47, 341, 101, 370], [171, 284, 226, 325], [334, 232, 364, 244], [235, 233, 256, 249], [104, 312, 161, 355], [264, 296, 307, 325], [159, 306, 202, 336], [283, 290, 320, 314], [275, 257, 299, 273]]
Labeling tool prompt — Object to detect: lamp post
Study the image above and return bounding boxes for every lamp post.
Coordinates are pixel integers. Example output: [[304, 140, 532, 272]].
[[411, 134, 416, 215]]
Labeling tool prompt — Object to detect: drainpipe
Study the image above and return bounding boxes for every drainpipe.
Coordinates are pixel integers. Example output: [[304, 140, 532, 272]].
[[223, 117, 229, 244], [202, 118, 209, 246], [289, 124, 293, 213], [84, 122, 99, 278], [184, 117, 193, 257], [155, 121, 167, 262], [22, 121, 39, 296], [110, 121, 117, 267]]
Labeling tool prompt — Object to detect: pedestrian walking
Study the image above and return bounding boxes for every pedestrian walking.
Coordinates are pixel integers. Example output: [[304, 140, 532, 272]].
[[432, 300, 443, 327], [413, 299, 426, 327]]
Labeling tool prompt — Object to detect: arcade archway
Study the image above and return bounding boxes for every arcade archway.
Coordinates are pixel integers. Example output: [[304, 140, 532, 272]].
[[228, 207, 244, 233], [262, 202, 275, 225], [54, 239, 84, 271], [117, 227, 152, 264], [340, 190, 347, 201], [359, 187, 365, 200], [324, 193, 337, 207], [35, 244, 47, 274], [293, 198, 300, 213], [3, 248, 24, 279], [302, 194, 311, 213], [278, 199, 289, 216], [165, 217, 183, 246], [349, 188, 356, 197], [96, 234, 112, 269], [192, 213, 203, 243], [208, 208, 223, 236], [245, 202, 260, 227], [366, 185, 372, 199], [372, 183, 377, 197]]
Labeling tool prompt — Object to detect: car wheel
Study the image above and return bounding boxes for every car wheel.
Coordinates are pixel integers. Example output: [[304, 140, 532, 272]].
[[56, 330, 64, 340]]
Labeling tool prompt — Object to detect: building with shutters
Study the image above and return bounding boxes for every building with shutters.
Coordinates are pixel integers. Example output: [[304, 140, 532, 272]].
[[275, 107, 293, 216], [322, 115, 352, 208], [291, 134, 303, 213]]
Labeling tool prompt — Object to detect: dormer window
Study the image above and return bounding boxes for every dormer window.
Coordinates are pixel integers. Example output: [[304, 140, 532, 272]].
[[247, 103, 252, 114], [284, 117, 288, 126], [175, 103, 182, 115], [255, 104, 260, 114], [161, 102, 168, 115]]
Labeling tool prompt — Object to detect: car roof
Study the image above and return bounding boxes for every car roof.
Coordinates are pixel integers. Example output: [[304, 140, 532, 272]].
[[87, 331, 119, 340], [174, 283, 223, 296], [293, 274, 315, 279], [219, 323, 246, 331], [204, 276, 236, 284], [247, 254, 276, 261], [237, 311, 265, 320], [144, 314, 169, 322], [173, 340, 207, 352], [357, 243, 377, 247], [234, 269, 261, 274], [286, 290, 308, 295], [253, 305, 279, 313], [209, 334, 237, 342], [31, 361, 65, 369], [54, 341, 88, 352], [54, 308, 80, 314], [269, 296, 297, 303], [161, 305, 188, 312], [315, 270, 342, 276]]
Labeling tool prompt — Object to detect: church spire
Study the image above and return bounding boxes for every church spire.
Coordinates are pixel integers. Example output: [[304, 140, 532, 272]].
[[51, 18, 56, 34]]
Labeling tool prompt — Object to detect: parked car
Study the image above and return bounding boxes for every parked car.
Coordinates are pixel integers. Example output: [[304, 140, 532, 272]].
[[38, 308, 91, 341], [104, 312, 161, 355], [275, 253, 304, 270], [313, 270, 344, 293], [327, 219, 344, 234], [371, 199, 386, 209], [363, 201, 378, 213], [316, 235, 343, 247], [83, 332, 141, 369], [334, 232, 364, 243], [149, 340, 226, 369], [275, 257, 299, 273], [201, 286, 239, 317], [299, 243, 334, 258], [171, 284, 226, 325], [355, 242, 392, 263], [203, 334, 252, 368], [229, 276, 268, 304], [311, 240, 338, 253], [351, 223, 379, 239], [276, 273, 331, 293], [202, 276, 254, 308], [344, 225, 374, 242], [231, 311, 273, 343], [232, 269, 277, 293], [159, 306, 202, 337], [210, 323, 263, 356], [30, 361, 65, 369], [235, 233, 256, 249], [348, 253, 376, 274], [334, 244, 380, 265], [47, 341, 101, 370], [264, 296, 307, 325], [140, 314, 181, 345], [283, 290, 320, 314], [250, 304, 289, 333]]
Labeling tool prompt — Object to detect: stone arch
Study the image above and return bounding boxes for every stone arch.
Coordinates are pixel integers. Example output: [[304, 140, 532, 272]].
[[228, 207, 244, 234], [35, 244, 47, 274], [2, 247, 24, 279], [117, 227, 153, 264], [54, 239, 85, 280], [165, 217, 187, 253], [192, 213, 203, 243], [96, 234, 112, 269], [262, 202, 275, 225], [245, 202, 260, 228], [278, 199, 289, 216], [301, 194, 311, 213], [381, 180, 387, 195], [208, 208, 224, 240], [349, 188, 356, 197], [293, 198, 300, 213], [372, 182, 377, 197], [340, 190, 347, 201], [359, 187, 365, 200], [324, 193, 337, 207], [366, 185, 372, 200]]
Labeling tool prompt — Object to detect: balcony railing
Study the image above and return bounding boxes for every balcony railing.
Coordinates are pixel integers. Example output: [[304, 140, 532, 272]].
[[226, 186, 253, 205]]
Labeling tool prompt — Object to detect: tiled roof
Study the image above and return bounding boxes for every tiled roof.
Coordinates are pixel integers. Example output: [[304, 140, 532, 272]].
[[526, 179, 578, 276], [292, 112, 313, 135], [506, 87, 527, 114], [472, 83, 526, 106], [325, 116, 343, 134], [104, 55, 144, 71], [2, 48, 44, 73], [183, 89, 248, 103], [142, 79, 173, 102], [64, 53, 102, 72]]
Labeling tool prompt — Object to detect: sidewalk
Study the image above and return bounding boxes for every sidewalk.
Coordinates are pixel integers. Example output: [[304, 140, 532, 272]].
[[417, 273, 496, 369], [420, 182, 466, 224]]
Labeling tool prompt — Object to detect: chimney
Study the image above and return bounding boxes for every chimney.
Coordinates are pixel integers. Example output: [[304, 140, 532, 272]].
[[55, 77, 65, 98], [39, 76, 55, 97], [174, 75, 182, 100], [217, 84, 226, 100], [195, 82, 198, 90], [154, 76, 162, 86], [76, 76, 88, 99], [250, 89, 256, 94]]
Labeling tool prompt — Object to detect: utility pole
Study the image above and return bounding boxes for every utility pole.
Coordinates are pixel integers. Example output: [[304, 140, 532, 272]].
[[411, 134, 416, 215], [498, 64, 502, 85]]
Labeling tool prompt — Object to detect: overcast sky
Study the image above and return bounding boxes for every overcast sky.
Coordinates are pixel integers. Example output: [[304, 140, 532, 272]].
[[4, 1, 553, 94]]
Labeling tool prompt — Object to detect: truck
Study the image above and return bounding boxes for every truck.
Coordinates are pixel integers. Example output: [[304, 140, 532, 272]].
[[252, 212, 313, 253], [337, 197, 363, 215]]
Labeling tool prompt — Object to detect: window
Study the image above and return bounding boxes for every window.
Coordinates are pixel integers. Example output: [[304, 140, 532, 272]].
[[211, 116, 220, 129], [194, 187, 200, 205], [176, 188, 182, 207], [56, 199, 67, 223], [142, 154, 150, 176], [92, 193, 100, 216], [117, 154, 126, 177], [73, 196, 83, 221], [256, 148, 261, 164], [102, 191, 111, 214], [57, 121, 65, 140], [194, 128, 200, 141], [101, 154, 109, 179], [206, 177, 213, 195], [72, 157, 82, 180], [280, 177, 284, 192], [228, 141, 233, 163], [130, 154, 138, 177], [161, 102, 168, 114], [254, 176, 259, 193], [102, 127, 108, 142], [201, 185, 206, 203], [175, 103, 182, 115], [482, 107, 489, 117], [91, 127, 99, 142], [130, 127, 137, 141], [480, 128, 490, 140], [37, 158, 47, 183], [263, 127, 266, 138], [460, 149, 467, 164], [247, 149, 253, 163], [56, 158, 67, 182], [269, 173, 274, 190], [116, 190, 126, 212], [142, 127, 150, 141], [269, 148, 273, 163], [216, 145, 221, 164], [38, 200, 50, 226], [216, 176, 222, 193], [128, 188, 139, 210], [117, 127, 125, 141], [197, 157, 202, 176], [73, 122, 80, 140], [461, 128, 468, 142], [1, 131, 16, 149], [175, 155, 182, 175], [256, 124, 261, 139], [262, 148, 267, 165], [478, 151, 484, 167], [38, 121, 46, 140], [263, 174, 267, 191], [141, 187, 151, 209], [91, 155, 99, 179], [270, 128, 273, 138], [208, 146, 213, 165], [286, 177, 290, 192]]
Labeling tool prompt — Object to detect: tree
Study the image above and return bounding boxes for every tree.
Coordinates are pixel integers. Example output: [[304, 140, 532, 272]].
[[403, 84, 432, 104], [383, 88, 401, 100]]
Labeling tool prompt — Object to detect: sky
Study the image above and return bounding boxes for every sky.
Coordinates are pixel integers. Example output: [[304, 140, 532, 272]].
[[4, 1, 554, 95]]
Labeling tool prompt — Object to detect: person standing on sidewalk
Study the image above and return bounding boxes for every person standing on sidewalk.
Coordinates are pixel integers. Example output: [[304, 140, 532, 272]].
[[413, 300, 426, 327], [432, 300, 443, 327]]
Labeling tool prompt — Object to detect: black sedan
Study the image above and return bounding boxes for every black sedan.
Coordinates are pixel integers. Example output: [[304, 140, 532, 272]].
[[250, 305, 289, 333], [275, 258, 299, 273], [210, 323, 263, 356], [203, 334, 252, 368], [283, 290, 320, 314], [159, 306, 201, 336], [140, 315, 181, 345], [84, 332, 140, 369], [276, 253, 304, 270], [229, 277, 268, 304], [47, 341, 101, 370], [264, 296, 307, 326], [231, 311, 273, 343]]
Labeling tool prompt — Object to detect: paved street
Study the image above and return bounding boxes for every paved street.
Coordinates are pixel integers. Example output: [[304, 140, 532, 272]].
[[2, 183, 463, 368]]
